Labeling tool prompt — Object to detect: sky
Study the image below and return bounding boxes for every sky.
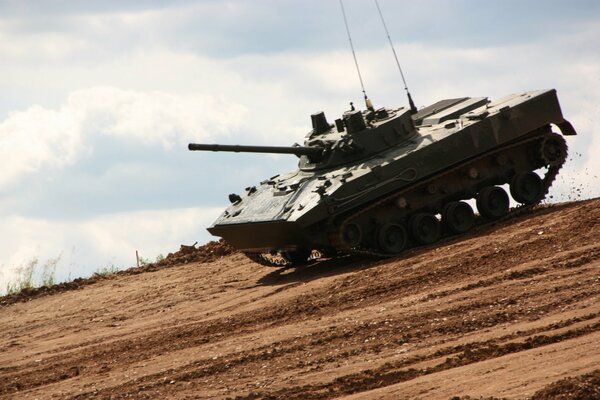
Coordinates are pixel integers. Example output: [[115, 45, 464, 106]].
[[1, 0, 599, 291]]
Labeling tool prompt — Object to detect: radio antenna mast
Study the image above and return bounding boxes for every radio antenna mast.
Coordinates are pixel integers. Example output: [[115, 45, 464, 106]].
[[374, 0, 417, 114], [339, 0, 374, 111]]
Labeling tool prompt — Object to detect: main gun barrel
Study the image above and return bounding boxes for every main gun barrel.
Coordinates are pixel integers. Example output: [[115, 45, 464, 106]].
[[188, 143, 324, 157]]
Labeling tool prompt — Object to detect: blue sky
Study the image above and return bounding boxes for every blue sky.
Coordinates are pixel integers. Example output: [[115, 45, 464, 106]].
[[1, 0, 599, 290]]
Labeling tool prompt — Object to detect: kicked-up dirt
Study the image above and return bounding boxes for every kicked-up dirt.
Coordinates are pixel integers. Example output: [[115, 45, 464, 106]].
[[0, 199, 598, 399]]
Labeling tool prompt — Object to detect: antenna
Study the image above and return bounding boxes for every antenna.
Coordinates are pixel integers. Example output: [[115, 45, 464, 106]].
[[339, 0, 374, 111], [374, 0, 417, 114]]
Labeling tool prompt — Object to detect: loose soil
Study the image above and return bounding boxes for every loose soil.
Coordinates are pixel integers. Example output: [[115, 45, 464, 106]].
[[1, 199, 598, 399]]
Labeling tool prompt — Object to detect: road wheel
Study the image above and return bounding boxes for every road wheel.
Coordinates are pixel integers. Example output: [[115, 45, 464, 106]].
[[442, 201, 475, 234], [342, 222, 362, 248], [409, 213, 441, 245], [477, 186, 509, 219], [510, 171, 544, 205], [377, 223, 408, 254]]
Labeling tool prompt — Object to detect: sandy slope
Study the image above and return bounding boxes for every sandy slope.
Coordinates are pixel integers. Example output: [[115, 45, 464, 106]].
[[1, 199, 599, 399]]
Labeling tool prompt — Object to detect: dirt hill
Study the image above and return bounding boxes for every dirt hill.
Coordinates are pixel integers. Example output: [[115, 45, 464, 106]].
[[1, 199, 599, 399]]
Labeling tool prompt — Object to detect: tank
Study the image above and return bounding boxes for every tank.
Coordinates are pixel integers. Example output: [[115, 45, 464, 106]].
[[189, 89, 576, 266]]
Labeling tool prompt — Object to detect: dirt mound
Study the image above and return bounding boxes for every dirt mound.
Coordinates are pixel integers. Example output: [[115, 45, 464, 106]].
[[157, 239, 235, 267], [531, 369, 600, 400], [452, 370, 600, 400], [0, 199, 598, 399], [0, 239, 235, 308]]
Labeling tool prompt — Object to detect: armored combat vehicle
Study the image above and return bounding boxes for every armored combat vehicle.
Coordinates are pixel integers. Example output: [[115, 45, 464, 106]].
[[189, 89, 576, 266]]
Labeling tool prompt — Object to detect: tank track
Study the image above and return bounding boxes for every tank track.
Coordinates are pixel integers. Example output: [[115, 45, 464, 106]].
[[243, 252, 295, 268], [243, 250, 325, 268], [329, 130, 567, 258]]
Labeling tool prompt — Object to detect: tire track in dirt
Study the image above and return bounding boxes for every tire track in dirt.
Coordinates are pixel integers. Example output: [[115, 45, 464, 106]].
[[3, 249, 596, 397], [0, 199, 598, 399]]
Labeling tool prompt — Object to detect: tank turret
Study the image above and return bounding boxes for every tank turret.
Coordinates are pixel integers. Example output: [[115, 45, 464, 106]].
[[190, 107, 417, 170]]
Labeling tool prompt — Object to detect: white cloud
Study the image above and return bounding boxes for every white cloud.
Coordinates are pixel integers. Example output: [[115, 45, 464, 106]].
[[0, 206, 222, 293], [0, 86, 246, 189], [0, 104, 82, 188], [69, 87, 245, 146]]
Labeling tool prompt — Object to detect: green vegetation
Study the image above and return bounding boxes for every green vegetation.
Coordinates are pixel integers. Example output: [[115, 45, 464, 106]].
[[137, 253, 164, 266], [2, 250, 167, 296], [4, 256, 59, 295], [94, 264, 120, 277], [5, 258, 37, 295], [138, 256, 150, 266], [41, 255, 60, 286]]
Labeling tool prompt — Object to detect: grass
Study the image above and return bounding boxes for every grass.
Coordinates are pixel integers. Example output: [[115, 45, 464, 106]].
[[2, 251, 167, 296], [42, 255, 60, 286], [94, 264, 120, 277], [4, 256, 58, 295], [138, 253, 164, 267], [138, 256, 151, 266], [5, 259, 37, 295]]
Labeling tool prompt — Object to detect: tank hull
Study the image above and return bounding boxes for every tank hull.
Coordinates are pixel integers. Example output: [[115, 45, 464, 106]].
[[203, 89, 575, 263]]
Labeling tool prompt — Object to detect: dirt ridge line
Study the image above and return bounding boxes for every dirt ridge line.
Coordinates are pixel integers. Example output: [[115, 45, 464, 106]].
[[0, 239, 235, 308]]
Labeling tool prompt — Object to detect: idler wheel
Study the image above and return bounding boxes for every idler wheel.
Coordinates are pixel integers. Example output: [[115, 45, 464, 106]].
[[442, 201, 475, 234], [377, 223, 408, 254], [409, 213, 441, 245], [342, 222, 362, 248], [510, 171, 544, 205], [476, 186, 509, 219], [540, 134, 567, 166]]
